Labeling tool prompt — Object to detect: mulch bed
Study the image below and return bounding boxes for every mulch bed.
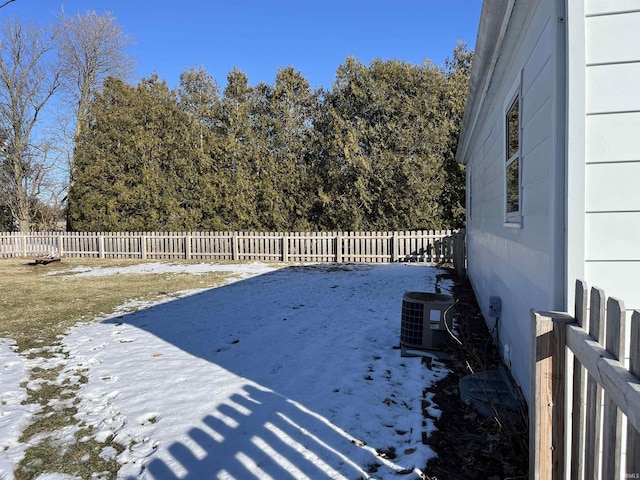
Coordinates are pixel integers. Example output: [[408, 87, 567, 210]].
[[422, 272, 529, 480]]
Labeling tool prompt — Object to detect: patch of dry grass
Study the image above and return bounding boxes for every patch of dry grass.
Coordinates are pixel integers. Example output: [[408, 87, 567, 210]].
[[0, 258, 236, 351], [0, 257, 256, 479]]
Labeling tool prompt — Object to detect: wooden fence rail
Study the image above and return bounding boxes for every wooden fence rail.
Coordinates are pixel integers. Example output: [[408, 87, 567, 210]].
[[531, 280, 640, 479], [0, 230, 466, 267]]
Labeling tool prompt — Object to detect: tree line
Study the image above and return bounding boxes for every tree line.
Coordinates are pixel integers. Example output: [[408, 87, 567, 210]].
[[0, 10, 471, 233], [68, 47, 471, 232]]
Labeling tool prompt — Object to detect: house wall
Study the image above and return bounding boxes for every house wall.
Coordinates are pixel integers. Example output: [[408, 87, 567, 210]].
[[580, 1, 640, 310], [462, 0, 562, 399], [460, 0, 640, 402]]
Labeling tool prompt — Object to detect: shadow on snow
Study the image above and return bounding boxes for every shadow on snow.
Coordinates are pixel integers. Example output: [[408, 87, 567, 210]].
[[98, 264, 442, 479]]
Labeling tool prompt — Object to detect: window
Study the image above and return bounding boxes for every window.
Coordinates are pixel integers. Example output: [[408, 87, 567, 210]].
[[504, 79, 521, 225]]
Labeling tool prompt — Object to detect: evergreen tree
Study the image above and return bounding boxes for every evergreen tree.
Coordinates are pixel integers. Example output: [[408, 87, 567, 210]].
[[311, 57, 370, 229], [314, 57, 455, 230], [67, 44, 472, 233], [261, 67, 317, 230], [219, 68, 259, 229], [439, 42, 472, 228], [176, 66, 227, 230], [67, 76, 195, 231]]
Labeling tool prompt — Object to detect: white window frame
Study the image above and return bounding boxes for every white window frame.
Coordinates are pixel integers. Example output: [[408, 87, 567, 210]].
[[503, 74, 523, 227], [468, 165, 472, 223]]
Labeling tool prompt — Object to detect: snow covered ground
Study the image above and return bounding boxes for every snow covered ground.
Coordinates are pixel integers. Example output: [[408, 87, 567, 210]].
[[0, 262, 453, 479]]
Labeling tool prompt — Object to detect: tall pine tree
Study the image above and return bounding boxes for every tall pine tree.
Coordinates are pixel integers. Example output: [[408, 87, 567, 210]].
[[67, 76, 195, 231]]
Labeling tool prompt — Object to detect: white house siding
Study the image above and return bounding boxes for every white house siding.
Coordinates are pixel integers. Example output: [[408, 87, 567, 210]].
[[584, 4, 640, 310], [463, 0, 558, 398]]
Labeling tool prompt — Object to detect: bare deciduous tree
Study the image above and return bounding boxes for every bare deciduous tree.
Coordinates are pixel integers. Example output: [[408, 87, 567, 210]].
[[55, 10, 134, 180], [0, 17, 60, 231]]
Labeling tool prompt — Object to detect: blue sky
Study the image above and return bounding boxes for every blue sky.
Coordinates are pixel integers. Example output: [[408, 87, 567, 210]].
[[6, 0, 482, 90]]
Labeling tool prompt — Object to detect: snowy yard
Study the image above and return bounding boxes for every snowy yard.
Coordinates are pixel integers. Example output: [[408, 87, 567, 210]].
[[1, 262, 453, 479]]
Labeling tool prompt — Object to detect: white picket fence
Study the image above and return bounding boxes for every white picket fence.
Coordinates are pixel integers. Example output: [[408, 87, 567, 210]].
[[0, 230, 466, 267]]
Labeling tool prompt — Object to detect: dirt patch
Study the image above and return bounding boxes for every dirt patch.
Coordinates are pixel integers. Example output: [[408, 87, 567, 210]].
[[423, 272, 529, 480]]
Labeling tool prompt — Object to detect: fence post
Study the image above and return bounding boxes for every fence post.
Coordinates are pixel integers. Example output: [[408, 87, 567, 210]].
[[185, 234, 191, 260], [571, 280, 588, 480], [21, 232, 27, 257], [336, 233, 342, 263], [98, 233, 105, 259], [392, 232, 399, 262], [530, 310, 573, 480], [602, 296, 626, 480], [139, 234, 146, 260], [628, 311, 640, 477], [232, 233, 239, 261], [585, 287, 606, 480], [454, 228, 466, 276], [282, 234, 288, 262], [56, 233, 64, 257]]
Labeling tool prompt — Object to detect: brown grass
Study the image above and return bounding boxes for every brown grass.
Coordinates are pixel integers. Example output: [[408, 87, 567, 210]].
[[0, 257, 238, 351], [0, 257, 264, 479]]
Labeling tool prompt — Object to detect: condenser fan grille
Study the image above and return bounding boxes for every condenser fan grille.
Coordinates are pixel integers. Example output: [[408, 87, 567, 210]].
[[400, 300, 425, 346], [400, 291, 453, 351]]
